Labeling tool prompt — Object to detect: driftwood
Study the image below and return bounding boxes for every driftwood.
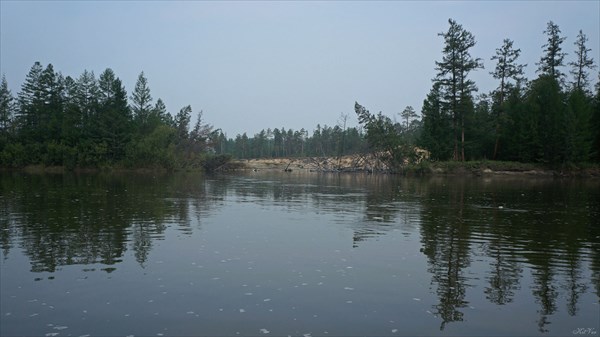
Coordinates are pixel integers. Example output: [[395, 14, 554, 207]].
[[284, 160, 294, 172]]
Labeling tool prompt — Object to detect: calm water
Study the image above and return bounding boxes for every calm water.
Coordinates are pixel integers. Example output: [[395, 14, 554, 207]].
[[1, 171, 599, 336]]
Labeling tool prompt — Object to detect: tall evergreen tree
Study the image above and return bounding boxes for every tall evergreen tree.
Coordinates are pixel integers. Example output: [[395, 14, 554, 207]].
[[569, 30, 596, 92], [400, 106, 417, 131], [526, 75, 567, 163], [17, 62, 44, 142], [152, 98, 169, 126], [0, 75, 14, 136], [97, 68, 131, 162], [61, 75, 83, 146], [190, 110, 214, 152], [40, 64, 65, 143], [434, 19, 483, 161], [490, 39, 526, 159], [566, 88, 593, 162], [537, 21, 567, 82], [420, 83, 453, 160], [76, 70, 99, 134], [590, 73, 600, 162], [131, 71, 153, 134], [174, 105, 192, 142]]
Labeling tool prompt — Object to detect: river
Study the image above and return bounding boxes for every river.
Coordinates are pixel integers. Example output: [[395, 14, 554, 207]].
[[1, 171, 598, 336]]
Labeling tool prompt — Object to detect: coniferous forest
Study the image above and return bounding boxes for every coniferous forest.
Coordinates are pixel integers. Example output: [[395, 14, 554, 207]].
[[0, 19, 598, 170]]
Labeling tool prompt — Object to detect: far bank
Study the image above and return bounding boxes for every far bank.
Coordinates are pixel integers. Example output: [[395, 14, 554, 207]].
[[229, 156, 600, 178]]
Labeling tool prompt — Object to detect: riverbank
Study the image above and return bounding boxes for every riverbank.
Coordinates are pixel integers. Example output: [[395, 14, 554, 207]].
[[6, 158, 600, 178], [229, 156, 600, 178]]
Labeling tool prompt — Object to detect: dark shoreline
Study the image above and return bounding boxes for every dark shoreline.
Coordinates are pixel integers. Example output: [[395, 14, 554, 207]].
[[3, 160, 600, 178]]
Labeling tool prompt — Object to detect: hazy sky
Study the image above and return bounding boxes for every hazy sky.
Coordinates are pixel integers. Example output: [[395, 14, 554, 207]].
[[1, 1, 598, 137]]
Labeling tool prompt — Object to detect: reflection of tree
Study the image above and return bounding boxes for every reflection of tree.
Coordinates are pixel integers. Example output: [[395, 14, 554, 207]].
[[586, 188, 600, 303], [0, 172, 220, 273], [2, 170, 599, 333], [420, 179, 471, 330], [483, 209, 522, 305], [417, 177, 599, 332], [531, 265, 557, 333], [484, 243, 522, 305], [559, 186, 590, 317]]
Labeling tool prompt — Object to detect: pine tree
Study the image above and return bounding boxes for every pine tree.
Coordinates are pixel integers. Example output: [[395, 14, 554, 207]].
[[420, 83, 453, 160], [174, 105, 192, 142], [61, 75, 83, 146], [190, 110, 214, 152], [0, 75, 14, 136], [131, 71, 153, 134], [354, 102, 404, 166], [97, 68, 131, 162], [566, 88, 593, 162], [40, 64, 65, 143], [400, 106, 417, 131], [490, 39, 526, 159], [569, 30, 596, 92], [152, 98, 169, 126], [77, 70, 99, 134], [526, 75, 566, 163], [537, 21, 567, 82], [592, 74, 600, 161], [17, 62, 44, 142], [434, 19, 483, 161]]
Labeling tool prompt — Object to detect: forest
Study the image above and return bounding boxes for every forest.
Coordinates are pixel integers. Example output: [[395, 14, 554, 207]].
[[0, 19, 598, 170]]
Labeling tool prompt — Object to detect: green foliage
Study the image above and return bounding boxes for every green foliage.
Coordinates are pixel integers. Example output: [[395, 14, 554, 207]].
[[537, 21, 567, 82], [3, 19, 599, 169], [569, 30, 596, 91], [420, 83, 453, 160], [355, 102, 407, 167], [566, 88, 593, 162], [591, 77, 600, 161], [0, 75, 14, 135], [131, 71, 153, 134], [420, 20, 598, 165], [434, 19, 483, 161], [126, 125, 176, 169], [1, 63, 223, 171]]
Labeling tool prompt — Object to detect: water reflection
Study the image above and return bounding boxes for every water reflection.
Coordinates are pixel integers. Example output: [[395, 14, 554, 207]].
[[417, 177, 600, 332], [1, 171, 599, 335], [0, 172, 220, 271]]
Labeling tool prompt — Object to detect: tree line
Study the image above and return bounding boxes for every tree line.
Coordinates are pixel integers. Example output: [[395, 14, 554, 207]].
[[363, 19, 599, 166], [1, 19, 598, 169], [0, 65, 222, 169], [217, 19, 599, 167], [211, 120, 375, 159]]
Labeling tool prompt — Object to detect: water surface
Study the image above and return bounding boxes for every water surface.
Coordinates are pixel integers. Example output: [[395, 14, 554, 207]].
[[1, 171, 599, 336]]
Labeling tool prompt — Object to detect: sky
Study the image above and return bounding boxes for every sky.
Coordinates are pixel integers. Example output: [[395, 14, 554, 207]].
[[1, 1, 599, 138]]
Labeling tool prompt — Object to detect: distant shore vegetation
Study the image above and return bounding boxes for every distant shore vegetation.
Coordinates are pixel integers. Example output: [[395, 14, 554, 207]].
[[0, 19, 598, 171]]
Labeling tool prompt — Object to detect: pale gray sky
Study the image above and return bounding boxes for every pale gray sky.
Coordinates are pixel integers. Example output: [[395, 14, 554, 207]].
[[1, 1, 598, 137]]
